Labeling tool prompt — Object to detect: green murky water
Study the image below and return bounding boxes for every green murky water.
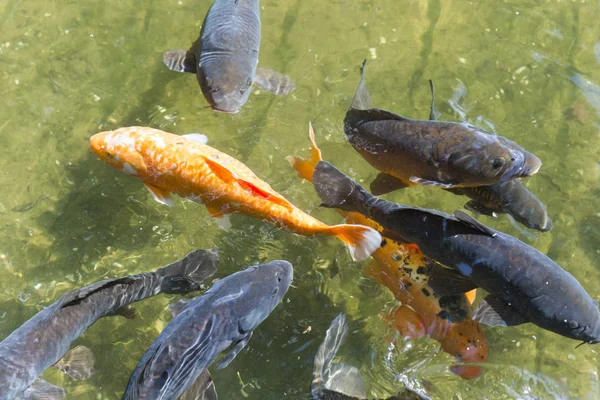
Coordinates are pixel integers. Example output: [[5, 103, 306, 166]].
[[1, 0, 599, 398]]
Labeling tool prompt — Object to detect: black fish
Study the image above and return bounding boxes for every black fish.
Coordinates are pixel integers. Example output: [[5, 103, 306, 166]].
[[0, 249, 219, 400], [445, 181, 552, 232], [122, 260, 293, 400], [344, 60, 541, 191], [311, 314, 428, 400], [312, 161, 600, 344], [163, 0, 295, 113]]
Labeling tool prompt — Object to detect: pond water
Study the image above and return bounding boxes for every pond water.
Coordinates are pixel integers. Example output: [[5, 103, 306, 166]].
[[0, 0, 599, 398]]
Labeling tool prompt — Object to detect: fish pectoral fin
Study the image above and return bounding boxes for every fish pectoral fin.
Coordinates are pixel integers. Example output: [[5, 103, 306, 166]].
[[53, 345, 95, 380], [180, 370, 218, 400], [454, 210, 497, 237], [253, 68, 296, 95], [409, 176, 455, 188], [427, 264, 479, 297], [144, 183, 175, 207], [24, 378, 66, 400], [473, 295, 529, 327], [370, 173, 411, 195], [464, 200, 498, 217], [163, 49, 197, 73], [203, 156, 294, 210], [168, 298, 191, 317], [182, 133, 208, 144], [214, 333, 253, 370], [380, 228, 412, 245], [324, 363, 367, 399]]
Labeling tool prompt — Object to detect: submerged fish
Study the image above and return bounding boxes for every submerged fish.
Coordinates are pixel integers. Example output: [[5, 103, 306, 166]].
[[0, 249, 219, 400], [163, 0, 295, 113], [89, 127, 381, 262], [122, 260, 293, 400], [445, 181, 552, 232], [311, 161, 600, 344], [311, 314, 428, 400], [289, 125, 487, 379], [344, 60, 541, 191]]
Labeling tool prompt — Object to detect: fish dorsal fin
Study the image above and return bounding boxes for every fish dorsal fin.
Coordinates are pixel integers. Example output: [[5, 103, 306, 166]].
[[202, 156, 294, 210], [57, 277, 136, 309], [359, 107, 409, 122], [454, 210, 497, 237], [351, 59, 372, 110], [286, 122, 323, 183], [182, 133, 208, 144], [53, 345, 95, 380]]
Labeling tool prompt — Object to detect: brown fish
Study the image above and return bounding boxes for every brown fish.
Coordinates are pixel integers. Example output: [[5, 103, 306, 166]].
[[344, 61, 542, 192]]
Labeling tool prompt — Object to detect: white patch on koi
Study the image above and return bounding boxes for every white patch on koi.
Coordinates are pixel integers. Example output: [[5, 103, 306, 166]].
[[153, 136, 166, 149], [104, 131, 136, 152]]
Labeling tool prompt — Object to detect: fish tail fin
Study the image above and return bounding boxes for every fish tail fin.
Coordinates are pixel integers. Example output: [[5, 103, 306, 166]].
[[328, 224, 381, 262], [312, 314, 367, 399], [286, 122, 324, 183], [157, 249, 219, 294], [351, 59, 372, 110], [313, 161, 369, 212], [311, 313, 347, 397]]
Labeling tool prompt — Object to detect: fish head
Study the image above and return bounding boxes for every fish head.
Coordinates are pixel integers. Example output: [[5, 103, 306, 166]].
[[89, 128, 148, 177], [198, 57, 255, 113], [234, 260, 293, 334], [449, 135, 542, 184]]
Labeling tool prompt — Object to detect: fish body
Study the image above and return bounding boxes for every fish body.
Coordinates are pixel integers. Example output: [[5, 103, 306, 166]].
[[90, 127, 381, 262], [0, 250, 219, 399], [312, 161, 600, 344], [344, 61, 541, 189], [163, 0, 295, 112], [289, 125, 487, 379], [445, 180, 552, 232], [122, 260, 293, 400]]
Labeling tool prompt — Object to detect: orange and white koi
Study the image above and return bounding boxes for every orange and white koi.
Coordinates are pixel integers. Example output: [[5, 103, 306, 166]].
[[288, 124, 488, 379], [89, 126, 381, 262]]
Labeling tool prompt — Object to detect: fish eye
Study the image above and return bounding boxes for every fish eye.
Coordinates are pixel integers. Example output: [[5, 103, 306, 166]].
[[106, 152, 113, 158], [491, 157, 505, 169], [246, 78, 253, 87], [277, 276, 282, 282], [567, 320, 579, 329]]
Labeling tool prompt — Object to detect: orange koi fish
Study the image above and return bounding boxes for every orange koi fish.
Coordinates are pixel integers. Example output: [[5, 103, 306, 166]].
[[288, 124, 488, 379], [89, 126, 381, 262]]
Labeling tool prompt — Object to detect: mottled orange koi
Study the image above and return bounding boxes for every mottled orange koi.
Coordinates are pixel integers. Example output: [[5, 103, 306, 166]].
[[288, 124, 488, 379], [89, 126, 381, 261]]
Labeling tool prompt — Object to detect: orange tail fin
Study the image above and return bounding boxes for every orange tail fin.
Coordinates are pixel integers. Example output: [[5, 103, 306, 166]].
[[328, 224, 382, 262], [286, 122, 323, 183]]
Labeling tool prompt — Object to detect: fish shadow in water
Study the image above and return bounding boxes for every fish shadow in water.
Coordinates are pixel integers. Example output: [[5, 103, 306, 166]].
[[35, 62, 181, 277]]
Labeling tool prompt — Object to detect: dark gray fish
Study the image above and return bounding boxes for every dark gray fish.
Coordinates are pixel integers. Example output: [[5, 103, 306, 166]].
[[163, 0, 296, 113], [0, 249, 219, 400], [312, 161, 600, 344], [311, 314, 428, 400], [344, 60, 542, 191], [445, 180, 552, 232], [122, 260, 293, 400]]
